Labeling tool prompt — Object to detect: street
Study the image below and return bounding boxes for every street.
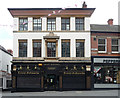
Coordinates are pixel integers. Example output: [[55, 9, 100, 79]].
[[1, 89, 120, 98]]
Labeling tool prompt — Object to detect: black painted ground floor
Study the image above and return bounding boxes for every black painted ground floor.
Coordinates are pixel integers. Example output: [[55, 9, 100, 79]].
[[11, 62, 93, 92]]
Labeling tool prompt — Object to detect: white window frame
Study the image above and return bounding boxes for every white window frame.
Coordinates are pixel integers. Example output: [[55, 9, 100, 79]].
[[111, 39, 120, 53], [98, 38, 107, 53]]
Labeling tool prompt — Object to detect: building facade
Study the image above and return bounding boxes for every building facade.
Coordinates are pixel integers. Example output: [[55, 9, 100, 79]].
[[118, 1, 120, 25], [8, 3, 95, 92], [0, 45, 12, 90], [91, 19, 120, 88]]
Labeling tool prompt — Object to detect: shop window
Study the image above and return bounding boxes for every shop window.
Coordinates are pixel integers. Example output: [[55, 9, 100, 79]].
[[75, 18, 84, 30], [111, 39, 119, 52], [98, 38, 106, 52], [61, 18, 70, 30], [33, 18, 42, 31], [19, 18, 28, 31], [19, 40, 27, 57], [33, 40, 41, 57], [47, 18, 56, 31], [61, 39, 70, 57], [94, 66, 120, 84], [76, 39, 85, 57]]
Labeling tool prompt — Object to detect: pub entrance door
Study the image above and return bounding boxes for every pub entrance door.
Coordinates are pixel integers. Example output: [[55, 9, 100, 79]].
[[44, 74, 59, 90]]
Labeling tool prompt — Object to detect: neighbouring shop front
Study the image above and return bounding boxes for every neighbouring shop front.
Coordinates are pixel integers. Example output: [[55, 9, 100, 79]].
[[92, 56, 120, 86], [11, 62, 93, 92]]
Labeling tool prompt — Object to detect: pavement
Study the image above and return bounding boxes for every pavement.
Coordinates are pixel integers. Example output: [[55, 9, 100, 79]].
[[0, 89, 120, 98]]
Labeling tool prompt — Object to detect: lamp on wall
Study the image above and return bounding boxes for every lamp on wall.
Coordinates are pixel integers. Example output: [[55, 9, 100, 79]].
[[13, 65, 16, 71], [86, 66, 91, 71]]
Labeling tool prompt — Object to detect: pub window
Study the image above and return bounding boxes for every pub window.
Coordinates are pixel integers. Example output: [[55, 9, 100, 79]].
[[76, 39, 85, 57], [61, 18, 70, 30], [19, 40, 27, 57], [111, 39, 119, 52], [47, 42, 56, 57], [33, 40, 41, 57], [75, 18, 84, 30], [33, 18, 42, 31], [19, 18, 28, 31], [61, 39, 70, 57], [98, 38, 106, 52], [47, 18, 56, 31]]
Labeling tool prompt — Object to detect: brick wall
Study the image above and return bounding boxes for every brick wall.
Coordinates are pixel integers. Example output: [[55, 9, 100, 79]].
[[91, 32, 120, 56]]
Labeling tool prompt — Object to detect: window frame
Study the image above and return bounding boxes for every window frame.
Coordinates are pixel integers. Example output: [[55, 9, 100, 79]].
[[98, 38, 107, 53], [111, 39, 120, 53], [47, 18, 56, 31], [76, 39, 85, 57], [18, 40, 27, 57], [19, 18, 28, 31], [32, 39, 42, 57], [33, 18, 42, 31], [75, 18, 84, 31], [47, 42, 56, 57], [61, 18, 70, 31], [61, 39, 70, 57]]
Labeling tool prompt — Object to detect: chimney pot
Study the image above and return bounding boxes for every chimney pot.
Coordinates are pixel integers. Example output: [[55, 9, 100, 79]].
[[82, 1, 87, 8], [7, 49, 13, 55], [107, 19, 113, 25]]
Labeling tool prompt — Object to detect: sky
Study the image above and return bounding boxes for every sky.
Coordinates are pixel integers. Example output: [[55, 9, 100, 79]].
[[0, 0, 120, 50]]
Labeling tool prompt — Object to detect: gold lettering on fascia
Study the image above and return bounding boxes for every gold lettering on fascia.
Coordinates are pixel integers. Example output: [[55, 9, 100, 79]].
[[64, 72, 85, 75], [47, 67, 56, 70], [18, 71, 39, 74]]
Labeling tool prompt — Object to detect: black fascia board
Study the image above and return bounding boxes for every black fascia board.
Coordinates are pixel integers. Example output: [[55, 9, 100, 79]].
[[91, 56, 120, 58]]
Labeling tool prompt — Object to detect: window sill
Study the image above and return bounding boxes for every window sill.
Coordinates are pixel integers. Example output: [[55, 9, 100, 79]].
[[44, 57, 59, 60], [98, 51, 107, 53], [111, 52, 120, 54]]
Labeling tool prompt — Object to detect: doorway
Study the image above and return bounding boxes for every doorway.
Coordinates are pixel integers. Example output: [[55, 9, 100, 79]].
[[44, 74, 59, 90]]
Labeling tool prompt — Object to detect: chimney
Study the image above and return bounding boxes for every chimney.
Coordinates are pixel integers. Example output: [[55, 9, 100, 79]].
[[82, 1, 87, 8], [7, 49, 13, 55], [107, 19, 113, 25]]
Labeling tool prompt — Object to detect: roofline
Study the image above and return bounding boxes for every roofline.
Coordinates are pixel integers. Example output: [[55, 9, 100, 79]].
[[0, 47, 13, 56], [90, 24, 119, 26], [8, 8, 96, 11]]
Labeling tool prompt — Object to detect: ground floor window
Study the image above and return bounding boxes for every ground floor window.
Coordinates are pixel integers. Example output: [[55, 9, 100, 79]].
[[94, 66, 120, 84]]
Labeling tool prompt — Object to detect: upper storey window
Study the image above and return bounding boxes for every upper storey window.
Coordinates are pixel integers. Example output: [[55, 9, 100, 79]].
[[19, 40, 27, 57], [47, 42, 56, 57], [33, 18, 42, 31], [61, 18, 70, 30], [47, 18, 56, 31], [19, 18, 28, 31], [111, 39, 119, 52], [33, 40, 41, 57], [98, 38, 106, 52], [76, 39, 85, 57], [61, 39, 70, 57], [75, 18, 84, 30]]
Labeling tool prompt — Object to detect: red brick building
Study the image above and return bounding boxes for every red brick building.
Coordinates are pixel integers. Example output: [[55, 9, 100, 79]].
[[91, 19, 120, 86]]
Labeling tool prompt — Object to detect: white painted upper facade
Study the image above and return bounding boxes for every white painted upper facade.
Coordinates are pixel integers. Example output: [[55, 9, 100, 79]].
[[13, 17, 91, 58]]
